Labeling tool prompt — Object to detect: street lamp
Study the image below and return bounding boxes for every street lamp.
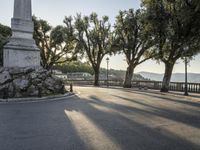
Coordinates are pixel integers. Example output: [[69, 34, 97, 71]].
[[184, 46, 189, 96], [106, 57, 110, 87]]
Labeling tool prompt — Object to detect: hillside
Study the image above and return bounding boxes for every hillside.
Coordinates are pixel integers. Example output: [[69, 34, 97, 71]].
[[100, 68, 149, 81], [138, 72, 200, 83]]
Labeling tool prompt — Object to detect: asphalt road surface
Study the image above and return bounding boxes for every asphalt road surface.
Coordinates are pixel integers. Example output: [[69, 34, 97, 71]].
[[0, 86, 200, 150]]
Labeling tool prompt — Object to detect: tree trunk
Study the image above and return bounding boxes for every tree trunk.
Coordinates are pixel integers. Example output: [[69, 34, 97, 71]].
[[43, 63, 52, 71], [94, 67, 100, 86], [123, 64, 134, 88], [160, 62, 175, 92]]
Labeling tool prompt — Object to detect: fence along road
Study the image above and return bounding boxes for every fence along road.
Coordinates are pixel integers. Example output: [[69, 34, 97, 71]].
[[64, 80, 200, 93]]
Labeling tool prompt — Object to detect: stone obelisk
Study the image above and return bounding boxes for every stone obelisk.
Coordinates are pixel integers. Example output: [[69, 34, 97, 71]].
[[3, 0, 40, 68]]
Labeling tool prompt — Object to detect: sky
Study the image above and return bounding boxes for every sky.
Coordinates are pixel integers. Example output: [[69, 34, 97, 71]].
[[0, 0, 199, 73]]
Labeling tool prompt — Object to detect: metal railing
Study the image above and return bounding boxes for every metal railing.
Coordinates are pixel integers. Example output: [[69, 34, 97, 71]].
[[64, 79, 200, 93]]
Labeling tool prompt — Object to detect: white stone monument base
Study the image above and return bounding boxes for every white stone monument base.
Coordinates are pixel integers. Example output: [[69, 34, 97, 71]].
[[4, 47, 40, 68]]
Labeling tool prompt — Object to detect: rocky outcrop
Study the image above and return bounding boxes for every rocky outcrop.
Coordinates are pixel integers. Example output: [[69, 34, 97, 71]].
[[0, 71, 12, 85], [0, 67, 66, 99]]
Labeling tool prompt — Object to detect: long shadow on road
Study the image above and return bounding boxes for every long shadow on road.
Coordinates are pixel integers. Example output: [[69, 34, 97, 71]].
[[64, 94, 200, 150], [0, 100, 87, 150], [0, 91, 199, 150], [111, 95, 200, 129], [108, 87, 200, 108]]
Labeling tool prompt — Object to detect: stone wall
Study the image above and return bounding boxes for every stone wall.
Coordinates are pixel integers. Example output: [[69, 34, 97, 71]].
[[0, 67, 66, 98]]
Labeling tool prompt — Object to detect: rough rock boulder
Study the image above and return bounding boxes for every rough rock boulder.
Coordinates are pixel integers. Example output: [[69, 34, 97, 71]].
[[0, 67, 66, 99]]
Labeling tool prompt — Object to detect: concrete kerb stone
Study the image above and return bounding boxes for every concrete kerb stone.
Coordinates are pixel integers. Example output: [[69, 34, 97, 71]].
[[0, 92, 75, 103]]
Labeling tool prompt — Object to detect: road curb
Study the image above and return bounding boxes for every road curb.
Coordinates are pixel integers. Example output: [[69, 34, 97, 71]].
[[0, 92, 75, 104]]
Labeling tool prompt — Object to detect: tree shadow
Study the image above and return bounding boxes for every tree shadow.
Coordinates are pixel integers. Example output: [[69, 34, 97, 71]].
[[74, 85, 200, 100], [106, 87, 200, 108], [111, 94, 200, 128], [63, 95, 200, 150], [1, 94, 199, 150], [129, 90, 200, 108], [0, 100, 88, 150]]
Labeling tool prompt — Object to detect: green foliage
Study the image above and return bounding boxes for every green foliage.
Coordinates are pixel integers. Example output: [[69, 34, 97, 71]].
[[54, 61, 149, 81], [73, 13, 113, 66], [114, 9, 154, 67], [0, 24, 11, 66], [66, 13, 113, 85], [54, 61, 94, 75], [113, 8, 154, 87], [142, 0, 200, 64], [33, 16, 78, 70], [142, 0, 200, 91]]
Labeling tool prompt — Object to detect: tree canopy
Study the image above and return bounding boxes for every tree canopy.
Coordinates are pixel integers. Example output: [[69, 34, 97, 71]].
[[54, 61, 94, 75], [114, 9, 154, 87], [0, 23, 11, 66], [68, 13, 114, 86], [33, 16, 78, 69], [142, 0, 200, 92]]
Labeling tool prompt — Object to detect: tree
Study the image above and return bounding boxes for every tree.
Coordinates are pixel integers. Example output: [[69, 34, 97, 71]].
[[33, 16, 78, 70], [114, 9, 154, 88], [71, 13, 113, 86], [0, 24, 11, 66], [142, 0, 200, 92], [54, 61, 94, 75], [184, 0, 200, 12]]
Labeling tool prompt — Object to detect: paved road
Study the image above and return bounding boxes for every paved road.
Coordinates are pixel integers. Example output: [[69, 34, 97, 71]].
[[0, 86, 200, 150]]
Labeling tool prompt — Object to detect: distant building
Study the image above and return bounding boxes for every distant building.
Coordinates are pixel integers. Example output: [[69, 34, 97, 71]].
[[53, 70, 92, 80], [52, 70, 63, 75], [56, 74, 68, 79], [53, 70, 68, 79], [67, 72, 92, 80]]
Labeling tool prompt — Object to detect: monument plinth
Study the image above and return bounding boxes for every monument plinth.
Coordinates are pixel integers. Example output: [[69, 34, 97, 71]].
[[0, 0, 66, 99], [3, 0, 40, 68]]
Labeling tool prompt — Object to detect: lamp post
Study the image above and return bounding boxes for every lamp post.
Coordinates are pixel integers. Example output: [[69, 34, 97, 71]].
[[106, 57, 110, 87], [184, 46, 189, 96]]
